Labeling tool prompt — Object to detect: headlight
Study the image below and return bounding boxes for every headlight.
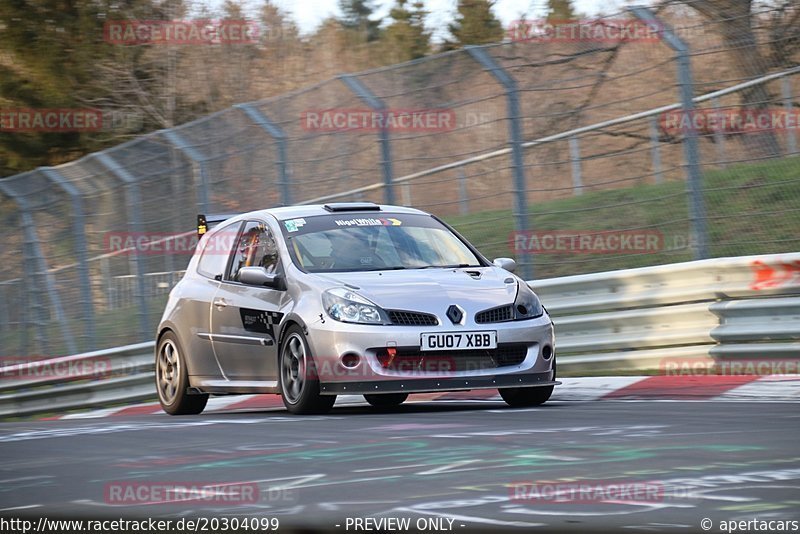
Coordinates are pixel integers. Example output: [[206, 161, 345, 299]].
[[514, 282, 544, 320], [322, 287, 388, 324]]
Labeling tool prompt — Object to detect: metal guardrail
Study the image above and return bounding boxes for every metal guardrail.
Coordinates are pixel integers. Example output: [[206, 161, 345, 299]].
[[536, 252, 800, 371], [0, 342, 154, 418], [710, 297, 800, 359], [0, 252, 798, 417]]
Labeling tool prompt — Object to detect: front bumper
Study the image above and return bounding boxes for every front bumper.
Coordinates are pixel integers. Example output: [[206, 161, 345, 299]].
[[303, 313, 555, 394]]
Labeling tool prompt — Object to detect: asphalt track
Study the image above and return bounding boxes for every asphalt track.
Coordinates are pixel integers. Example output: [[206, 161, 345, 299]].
[[1, 398, 799, 533]]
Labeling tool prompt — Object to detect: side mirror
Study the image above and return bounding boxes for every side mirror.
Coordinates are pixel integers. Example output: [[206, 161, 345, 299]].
[[238, 266, 283, 289], [493, 257, 517, 273]]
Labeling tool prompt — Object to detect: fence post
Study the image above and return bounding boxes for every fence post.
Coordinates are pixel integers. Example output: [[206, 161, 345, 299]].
[[40, 167, 96, 351], [339, 74, 396, 205], [0, 194, 30, 354], [568, 136, 583, 195], [631, 6, 709, 260], [162, 234, 176, 290], [710, 97, 728, 167], [648, 116, 664, 184], [93, 153, 150, 340], [458, 168, 470, 215], [161, 130, 211, 213], [0, 181, 77, 355], [235, 103, 292, 206], [401, 182, 412, 206], [20, 226, 39, 355], [466, 46, 532, 278], [783, 77, 797, 155], [100, 256, 113, 309], [0, 284, 6, 333]]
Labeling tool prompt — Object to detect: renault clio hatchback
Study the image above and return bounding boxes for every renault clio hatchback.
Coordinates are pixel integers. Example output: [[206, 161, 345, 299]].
[[156, 203, 557, 414]]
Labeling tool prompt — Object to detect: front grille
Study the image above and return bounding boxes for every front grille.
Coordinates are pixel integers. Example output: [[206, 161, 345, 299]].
[[374, 344, 528, 373], [475, 304, 514, 324], [388, 310, 439, 326]]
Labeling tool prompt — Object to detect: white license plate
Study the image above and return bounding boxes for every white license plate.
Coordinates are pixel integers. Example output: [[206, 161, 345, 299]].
[[421, 331, 497, 351]]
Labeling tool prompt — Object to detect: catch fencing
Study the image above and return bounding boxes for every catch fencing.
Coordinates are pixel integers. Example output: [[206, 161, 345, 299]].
[[1, 5, 799, 357]]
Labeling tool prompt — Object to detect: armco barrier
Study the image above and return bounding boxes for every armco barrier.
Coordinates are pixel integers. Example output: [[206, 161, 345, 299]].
[[0, 342, 154, 418], [535, 252, 800, 371], [0, 253, 798, 417]]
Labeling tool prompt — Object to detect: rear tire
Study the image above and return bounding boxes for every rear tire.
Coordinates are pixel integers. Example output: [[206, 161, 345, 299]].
[[156, 331, 208, 415], [279, 325, 336, 414], [364, 393, 408, 407]]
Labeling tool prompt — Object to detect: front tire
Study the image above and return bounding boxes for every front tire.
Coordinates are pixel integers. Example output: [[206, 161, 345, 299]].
[[499, 385, 553, 407], [499, 358, 556, 408], [279, 325, 336, 414], [364, 393, 408, 407], [156, 331, 208, 415]]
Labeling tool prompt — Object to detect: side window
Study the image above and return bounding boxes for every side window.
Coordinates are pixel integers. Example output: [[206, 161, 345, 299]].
[[227, 221, 280, 281], [197, 222, 241, 279]]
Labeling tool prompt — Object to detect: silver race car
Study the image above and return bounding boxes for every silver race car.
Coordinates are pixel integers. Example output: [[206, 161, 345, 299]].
[[156, 202, 557, 414]]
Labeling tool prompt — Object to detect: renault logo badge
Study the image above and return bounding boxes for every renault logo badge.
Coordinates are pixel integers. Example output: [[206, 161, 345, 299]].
[[446, 304, 464, 325]]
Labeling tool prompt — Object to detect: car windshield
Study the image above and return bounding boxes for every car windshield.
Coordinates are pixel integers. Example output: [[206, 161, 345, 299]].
[[280, 212, 482, 273]]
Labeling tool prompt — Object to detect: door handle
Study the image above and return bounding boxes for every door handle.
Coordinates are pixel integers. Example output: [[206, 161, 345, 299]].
[[213, 298, 228, 308]]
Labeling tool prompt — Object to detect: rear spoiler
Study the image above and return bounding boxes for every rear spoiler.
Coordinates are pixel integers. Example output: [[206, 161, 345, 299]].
[[197, 213, 241, 239]]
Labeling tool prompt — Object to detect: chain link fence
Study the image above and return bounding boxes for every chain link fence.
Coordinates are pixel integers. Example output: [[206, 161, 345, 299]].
[[1, 5, 798, 358]]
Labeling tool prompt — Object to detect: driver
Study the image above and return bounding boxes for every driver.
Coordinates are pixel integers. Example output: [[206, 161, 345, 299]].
[[327, 227, 385, 269]]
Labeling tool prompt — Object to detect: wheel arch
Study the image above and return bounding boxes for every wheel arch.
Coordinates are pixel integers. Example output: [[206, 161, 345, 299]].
[[156, 325, 174, 344], [155, 324, 200, 378], [276, 313, 309, 348]]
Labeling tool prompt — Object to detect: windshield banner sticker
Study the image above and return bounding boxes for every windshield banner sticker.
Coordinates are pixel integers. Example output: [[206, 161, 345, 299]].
[[334, 217, 402, 227]]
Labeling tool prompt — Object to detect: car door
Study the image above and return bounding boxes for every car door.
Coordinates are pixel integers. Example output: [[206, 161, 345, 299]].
[[210, 220, 285, 381], [182, 221, 241, 379]]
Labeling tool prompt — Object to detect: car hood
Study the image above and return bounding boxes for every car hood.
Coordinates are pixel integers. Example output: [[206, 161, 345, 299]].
[[314, 267, 520, 313]]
